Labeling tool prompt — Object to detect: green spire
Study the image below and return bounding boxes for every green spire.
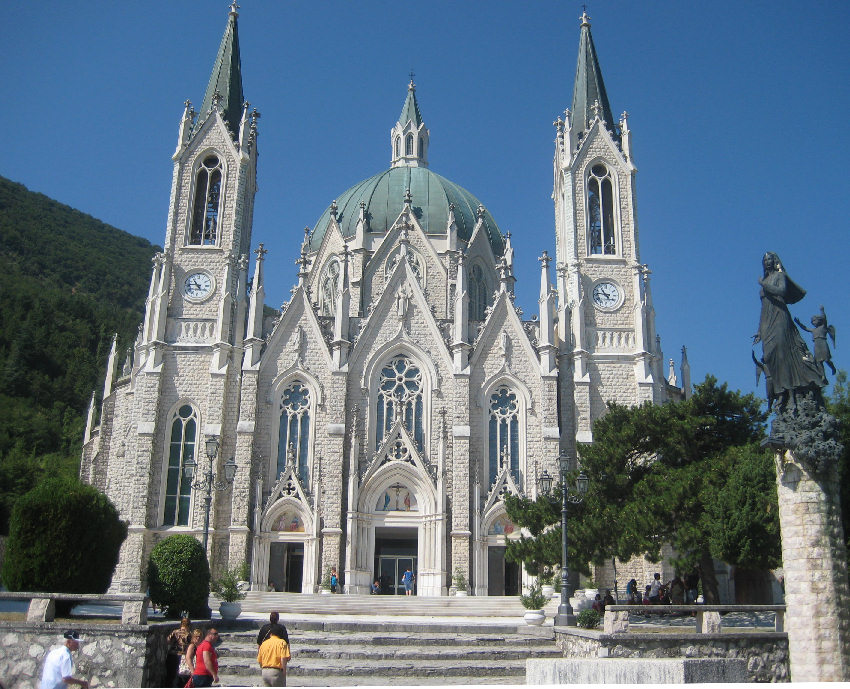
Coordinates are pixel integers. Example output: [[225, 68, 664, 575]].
[[199, 2, 244, 136], [570, 11, 617, 150], [398, 78, 424, 128]]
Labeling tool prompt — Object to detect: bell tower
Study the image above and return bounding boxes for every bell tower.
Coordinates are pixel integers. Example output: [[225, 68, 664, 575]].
[[554, 11, 664, 443]]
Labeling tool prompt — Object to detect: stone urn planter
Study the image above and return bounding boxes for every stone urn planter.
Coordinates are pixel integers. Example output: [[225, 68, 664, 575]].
[[523, 609, 545, 626], [455, 589, 468, 597], [219, 601, 242, 620], [320, 587, 332, 595], [541, 584, 555, 599]]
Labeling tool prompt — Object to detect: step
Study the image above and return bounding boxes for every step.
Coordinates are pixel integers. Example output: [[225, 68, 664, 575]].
[[218, 672, 520, 686], [220, 630, 556, 647], [221, 643, 561, 661], [219, 657, 530, 678]]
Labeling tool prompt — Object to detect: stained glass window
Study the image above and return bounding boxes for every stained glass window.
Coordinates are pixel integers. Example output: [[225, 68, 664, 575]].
[[488, 387, 520, 485], [278, 383, 311, 485], [163, 404, 197, 526], [377, 356, 424, 451]]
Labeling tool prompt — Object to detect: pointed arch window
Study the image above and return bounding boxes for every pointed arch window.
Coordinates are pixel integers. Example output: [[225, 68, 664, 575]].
[[376, 355, 424, 451], [488, 386, 520, 486], [418, 138, 425, 159], [405, 134, 414, 156], [587, 163, 616, 255], [190, 155, 223, 245], [163, 404, 197, 526], [319, 255, 342, 317], [278, 382, 311, 486], [395, 136, 401, 159], [469, 264, 489, 321]]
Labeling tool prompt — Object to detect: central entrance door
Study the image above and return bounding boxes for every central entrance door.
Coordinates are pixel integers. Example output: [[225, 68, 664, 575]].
[[374, 527, 417, 595], [268, 543, 304, 593], [487, 545, 520, 595]]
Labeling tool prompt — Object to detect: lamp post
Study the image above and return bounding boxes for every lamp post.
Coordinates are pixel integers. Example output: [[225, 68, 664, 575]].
[[183, 435, 237, 554], [553, 449, 588, 627]]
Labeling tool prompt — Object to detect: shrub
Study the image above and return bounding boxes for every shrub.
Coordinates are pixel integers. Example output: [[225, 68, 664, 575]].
[[147, 535, 210, 618], [452, 568, 467, 590], [212, 564, 248, 603], [520, 582, 548, 610], [577, 609, 602, 629], [1, 477, 127, 595]]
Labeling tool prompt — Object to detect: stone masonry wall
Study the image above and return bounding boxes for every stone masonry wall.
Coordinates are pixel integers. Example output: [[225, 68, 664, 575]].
[[555, 628, 789, 683], [0, 623, 171, 689]]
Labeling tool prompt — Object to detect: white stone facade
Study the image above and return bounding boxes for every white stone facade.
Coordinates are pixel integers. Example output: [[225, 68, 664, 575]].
[[80, 9, 686, 597]]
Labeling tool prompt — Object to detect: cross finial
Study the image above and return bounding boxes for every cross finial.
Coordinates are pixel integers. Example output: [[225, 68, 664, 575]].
[[211, 90, 223, 112], [229, 2, 240, 16], [330, 200, 338, 220], [580, 7, 590, 27], [254, 243, 268, 260], [408, 70, 416, 89], [539, 250, 550, 267], [590, 99, 601, 119]]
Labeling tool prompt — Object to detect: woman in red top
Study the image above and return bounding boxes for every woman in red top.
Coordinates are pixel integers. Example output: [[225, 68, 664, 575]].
[[191, 628, 219, 687]]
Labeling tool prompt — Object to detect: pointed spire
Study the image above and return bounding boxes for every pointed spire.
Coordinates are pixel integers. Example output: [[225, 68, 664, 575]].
[[399, 76, 424, 128], [570, 10, 617, 152], [199, 2, 244, 136], [391, 77, 429, 167]]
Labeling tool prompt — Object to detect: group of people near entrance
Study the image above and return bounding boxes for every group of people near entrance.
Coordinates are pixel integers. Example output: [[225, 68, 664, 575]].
[[623, 571, 700, 605], [164, 612, 291, 687]]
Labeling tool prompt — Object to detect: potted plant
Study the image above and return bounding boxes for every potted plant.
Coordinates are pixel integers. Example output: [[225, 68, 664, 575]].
[[236, 561, 251, 592], [539, 569, 556, 599], [452, 569, 468, 596], [520, 582, 548, 625], [212, 564, 247, 619]]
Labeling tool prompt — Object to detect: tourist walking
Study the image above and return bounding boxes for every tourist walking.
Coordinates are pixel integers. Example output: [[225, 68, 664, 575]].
[[257, 627, 291, 686], [181, 629, 202, 687], [166, 618, 192, 687], [40, 630, 88, 689], [258, 611, 290, 646], [402, 568, 415, 596], [648, 573, 662, 604], [191, 628, 220, 687]]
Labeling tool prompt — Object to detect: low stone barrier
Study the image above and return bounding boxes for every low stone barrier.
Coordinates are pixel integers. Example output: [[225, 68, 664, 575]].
[[554, 626, 789, 683], [527, 657, 747, 684], [0, 592, 149, 625]]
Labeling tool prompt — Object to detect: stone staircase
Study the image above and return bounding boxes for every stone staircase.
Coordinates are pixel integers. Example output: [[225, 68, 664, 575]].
[[213, 594, 561, 686]]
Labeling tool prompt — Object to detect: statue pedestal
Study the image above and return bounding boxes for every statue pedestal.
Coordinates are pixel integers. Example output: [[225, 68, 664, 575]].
[[775, 449, 850, 681]]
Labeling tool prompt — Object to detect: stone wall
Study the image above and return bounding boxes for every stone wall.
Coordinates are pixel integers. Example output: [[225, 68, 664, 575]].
[[555, 628, 789, 683], [0, 623, 171, 689]]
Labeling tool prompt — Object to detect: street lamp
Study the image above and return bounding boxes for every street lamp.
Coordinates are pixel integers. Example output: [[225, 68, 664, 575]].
[[183, 435, 237, 553], [552, 449, 588, 627]]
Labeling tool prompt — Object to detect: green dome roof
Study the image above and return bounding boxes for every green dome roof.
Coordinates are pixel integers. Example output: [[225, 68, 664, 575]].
[[311, 166, 504, 256]]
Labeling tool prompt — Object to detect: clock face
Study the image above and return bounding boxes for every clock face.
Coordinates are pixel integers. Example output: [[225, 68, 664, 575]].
[[592, 281, 621, 309], [183, 271, 213, 301]]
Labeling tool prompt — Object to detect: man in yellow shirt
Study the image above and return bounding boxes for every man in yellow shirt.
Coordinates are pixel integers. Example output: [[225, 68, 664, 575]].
[[257, 628, 291, 686]]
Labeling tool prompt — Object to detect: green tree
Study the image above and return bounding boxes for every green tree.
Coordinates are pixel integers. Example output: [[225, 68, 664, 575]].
[[579, 376, 774, 602], [825, 370, 850, 557], [1, 477, 127, 593], [504, 490, 565, 577], [147, 535, 211, 618]]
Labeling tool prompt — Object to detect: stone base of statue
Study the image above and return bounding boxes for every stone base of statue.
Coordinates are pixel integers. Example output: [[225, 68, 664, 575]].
[[774, 447, 850, 681]]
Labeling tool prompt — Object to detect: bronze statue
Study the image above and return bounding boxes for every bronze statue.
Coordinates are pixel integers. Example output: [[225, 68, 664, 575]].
[[795, 305, 836, 376], [753, 252, 825, 410]]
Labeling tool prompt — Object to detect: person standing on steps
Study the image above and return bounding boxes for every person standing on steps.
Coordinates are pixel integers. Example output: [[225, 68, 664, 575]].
[[257, 611, 289, 646], [257, 627, 291, 686], [330, 567, 338, 593], [402, 567, 415, 596], [191, 628, 220, 687]]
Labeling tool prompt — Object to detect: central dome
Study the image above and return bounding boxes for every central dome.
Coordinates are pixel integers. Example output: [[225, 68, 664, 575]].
[[311, 166, 504, 256]]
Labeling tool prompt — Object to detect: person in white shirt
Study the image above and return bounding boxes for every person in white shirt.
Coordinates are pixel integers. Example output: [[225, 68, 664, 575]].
[[648, 572, 663, 604], [40, 630, 89, 689]]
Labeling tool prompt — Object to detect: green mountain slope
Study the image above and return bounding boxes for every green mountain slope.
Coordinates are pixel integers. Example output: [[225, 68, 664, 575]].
[[0, 176, 159, 533]]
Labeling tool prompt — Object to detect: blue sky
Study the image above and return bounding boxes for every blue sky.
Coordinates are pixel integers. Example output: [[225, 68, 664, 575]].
[[3, 1, 848, 400]]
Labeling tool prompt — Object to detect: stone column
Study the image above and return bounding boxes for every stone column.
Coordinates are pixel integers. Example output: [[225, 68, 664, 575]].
[[774, 448, 850, 681]]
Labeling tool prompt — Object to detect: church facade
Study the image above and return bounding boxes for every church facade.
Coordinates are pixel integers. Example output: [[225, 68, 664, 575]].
[[81, 7, 687, 595]]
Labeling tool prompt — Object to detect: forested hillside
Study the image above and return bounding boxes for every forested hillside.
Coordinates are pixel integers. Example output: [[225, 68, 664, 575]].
[[0, 176, 159, 533]]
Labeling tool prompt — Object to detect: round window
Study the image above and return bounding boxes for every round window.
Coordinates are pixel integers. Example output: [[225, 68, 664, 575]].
[[591, 163, 607, 177]]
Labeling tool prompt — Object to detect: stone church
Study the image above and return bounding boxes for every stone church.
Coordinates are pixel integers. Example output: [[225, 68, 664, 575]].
[[81, 5, 688, 596]]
